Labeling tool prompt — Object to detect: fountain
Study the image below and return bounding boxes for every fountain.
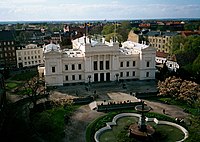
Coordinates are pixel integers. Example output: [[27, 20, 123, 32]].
[[94, 100, 189, 142], [129, 101, 155, 141]]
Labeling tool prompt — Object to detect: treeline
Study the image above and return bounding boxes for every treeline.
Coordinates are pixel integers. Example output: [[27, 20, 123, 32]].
[[171, 35, 200, 82]]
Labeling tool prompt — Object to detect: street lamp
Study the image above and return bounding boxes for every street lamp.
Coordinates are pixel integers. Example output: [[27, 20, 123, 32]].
[[88, 75, 91, 91], [115, 73, 119, 83]]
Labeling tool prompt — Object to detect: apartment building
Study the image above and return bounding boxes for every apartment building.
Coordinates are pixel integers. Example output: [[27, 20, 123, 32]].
[[0, 30, 17, 69], [16, 44, 43, 68], [144, 31, 178, 53]]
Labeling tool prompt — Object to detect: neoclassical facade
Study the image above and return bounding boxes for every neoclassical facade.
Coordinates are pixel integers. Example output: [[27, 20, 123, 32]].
[[41, 36, 156, 86]]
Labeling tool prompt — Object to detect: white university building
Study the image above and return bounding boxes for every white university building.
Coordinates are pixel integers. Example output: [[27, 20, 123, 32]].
[[39, 36, 156, 86]]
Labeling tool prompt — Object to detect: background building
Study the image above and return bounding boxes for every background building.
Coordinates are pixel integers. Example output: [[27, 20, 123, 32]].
[[16, 44, 43, 68], [144, 31, 178, 53], [0, 30, 17, 69]]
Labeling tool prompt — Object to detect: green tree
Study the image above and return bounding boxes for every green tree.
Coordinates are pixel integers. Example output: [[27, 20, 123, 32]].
[[186, 99, 200, 142], [105, 32, 123, 42], [184, 22, 200, 31], [171, 35, 200, 80], [102, 24, 115, 35], [117, 21, 132, 41]]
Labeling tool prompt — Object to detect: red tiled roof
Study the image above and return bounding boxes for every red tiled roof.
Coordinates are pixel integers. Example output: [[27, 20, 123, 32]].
[[181, 31, 200, 37], [156, 51, 169, 58]]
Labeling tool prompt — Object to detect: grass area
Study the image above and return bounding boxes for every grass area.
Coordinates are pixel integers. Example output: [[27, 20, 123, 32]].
[[6, 82, 21, 90], [31, 105, 79, 142], [86, 110, 179, 142], [154, 124, 185, 142], [10, 70, 37, 81], [99, 117, 138, 142]]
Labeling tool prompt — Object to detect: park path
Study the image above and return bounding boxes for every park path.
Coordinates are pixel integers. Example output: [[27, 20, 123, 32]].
[[63, 100, 189, 142], [144, 100, 189, 119], [63, 105, 104, 142]]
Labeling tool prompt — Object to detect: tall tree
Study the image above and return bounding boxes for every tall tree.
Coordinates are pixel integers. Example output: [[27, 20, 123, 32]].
[[21, 76, 45, 108]]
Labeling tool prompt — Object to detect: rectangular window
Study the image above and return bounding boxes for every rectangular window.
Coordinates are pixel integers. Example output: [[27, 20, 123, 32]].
[[133, 61, 135, 66], [65, 65, 68, 70], [72, 75, 75, 80], [24, 62, 27, 65], [146, 72, 149, 77], [78, 64, 81, 70], [72, 64, 75, 70], [146, 61, 150, 67], [132, 71, 135, 76], [94, 61, 97, 70], [52, 67, 55, 73], [106, 61, 109, 70], [120, 72, 123, 77], [100, 61, 103, 70], [65, 76, 68, 81], [126, 61, 129, 67], [120, 62, 123, 67], [79, 75, 82, 80], [126, 72, 129, 77]]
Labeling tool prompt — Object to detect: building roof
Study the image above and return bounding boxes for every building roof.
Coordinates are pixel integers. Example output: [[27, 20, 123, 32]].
[[120, 41, 150, 55], [44, 43, 60, 53], [156, 51, 169, 58], [0, 30, 15, 41], [145, 31, 178, 37], [181, 31, 200, 37]]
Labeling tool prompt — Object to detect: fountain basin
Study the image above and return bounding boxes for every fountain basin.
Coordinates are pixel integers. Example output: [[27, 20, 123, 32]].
[[94, 113, 188, 142]]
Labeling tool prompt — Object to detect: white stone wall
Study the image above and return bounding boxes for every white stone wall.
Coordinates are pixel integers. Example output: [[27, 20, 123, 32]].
[[43, 37, 156, 86]]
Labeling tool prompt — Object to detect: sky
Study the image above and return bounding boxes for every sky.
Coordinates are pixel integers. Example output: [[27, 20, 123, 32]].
[[0, 0, 200, 21]]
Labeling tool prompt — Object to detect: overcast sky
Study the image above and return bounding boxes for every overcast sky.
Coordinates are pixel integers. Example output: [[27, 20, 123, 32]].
[[0, 0, 200, 21]]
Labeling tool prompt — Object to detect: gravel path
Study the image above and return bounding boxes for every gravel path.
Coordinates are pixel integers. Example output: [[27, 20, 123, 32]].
[[63, 105, 104, 142]]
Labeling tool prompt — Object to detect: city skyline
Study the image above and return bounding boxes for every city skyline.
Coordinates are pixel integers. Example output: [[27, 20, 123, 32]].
[[0, 0, 200, 21]]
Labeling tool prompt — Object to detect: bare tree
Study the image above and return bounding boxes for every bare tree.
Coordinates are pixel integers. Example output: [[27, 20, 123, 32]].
[[21, 76, 45, 108]]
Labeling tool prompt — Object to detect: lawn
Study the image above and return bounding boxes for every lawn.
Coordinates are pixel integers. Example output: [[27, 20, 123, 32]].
[[99, 117, 138, 142], [6, 82, 20, 90], [10, 70, 37, 81], [31, 105, 79, 142]]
